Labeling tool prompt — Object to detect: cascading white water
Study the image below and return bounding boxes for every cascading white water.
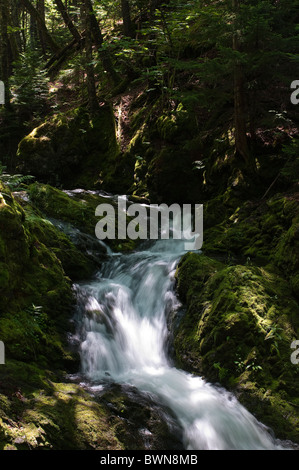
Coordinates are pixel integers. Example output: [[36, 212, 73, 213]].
[[72, 230, 288, 450]]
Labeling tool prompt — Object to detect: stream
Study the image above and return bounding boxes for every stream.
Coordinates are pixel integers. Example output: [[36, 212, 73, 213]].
[[64, 193, 290, 451]]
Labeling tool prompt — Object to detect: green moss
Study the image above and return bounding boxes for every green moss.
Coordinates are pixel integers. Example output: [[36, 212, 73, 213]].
[[156, 114, 178, 141], [202, 193, 299, 273], [155, 104, 197, 143], [0, 183, 76, 371], [28, 183, 98, 234], [174, 254, 299, 442], [23, 205, 97, 280], [16, 106, 120, 190], [272, 212, 299, 277], [27, 182, 139, 252], [175, 252, 224, 303], [0, 359, 184, 450], [0, 306, 73, 368], [0, 361, 124, 450], [117, 94, 203, 203]]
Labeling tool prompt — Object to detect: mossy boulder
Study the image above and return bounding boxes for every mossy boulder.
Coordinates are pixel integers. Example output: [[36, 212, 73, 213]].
[[174, 252, 299, 443], [0, 361, 124, 450], [27, 182, 140, 253], [28, 183, 103, 236], [202, 192, 299, 270], [0, 181, 84, 370], [16, 106, 120, 190]]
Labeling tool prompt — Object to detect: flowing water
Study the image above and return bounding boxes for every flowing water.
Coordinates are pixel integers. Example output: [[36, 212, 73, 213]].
[[68, 198, 289, 450]]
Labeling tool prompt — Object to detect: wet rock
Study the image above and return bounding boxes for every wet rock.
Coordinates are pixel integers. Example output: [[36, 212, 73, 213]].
[[99, 383, 184, 450]]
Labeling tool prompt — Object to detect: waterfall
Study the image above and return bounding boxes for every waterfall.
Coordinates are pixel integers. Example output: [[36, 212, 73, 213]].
[[70, 230, 288, 450]]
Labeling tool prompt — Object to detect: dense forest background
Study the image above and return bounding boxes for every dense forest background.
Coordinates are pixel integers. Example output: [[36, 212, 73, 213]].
[[0, 0, 298, 451], [0, 0, 298, 200]]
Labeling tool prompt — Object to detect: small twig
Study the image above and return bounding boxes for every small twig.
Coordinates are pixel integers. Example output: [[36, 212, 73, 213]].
[[261, 172, 281, 200]]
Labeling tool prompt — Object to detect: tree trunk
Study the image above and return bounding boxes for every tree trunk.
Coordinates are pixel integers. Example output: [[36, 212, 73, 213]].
[[21, 8, 27, 51], [84, 0, 119, 85], [121, 0, 135, 38], [54, 0, 81, 42], [83, 0, 103, 46], [83, 0, 99, 115], [20, 0, 59, 53], [37, 0, 47, 55], [233, 52, 250, 163], [46, 35, 84, 77], [30, 4, 38, 47], [232, 0, 250, 165], [9, 0, 22, 60]]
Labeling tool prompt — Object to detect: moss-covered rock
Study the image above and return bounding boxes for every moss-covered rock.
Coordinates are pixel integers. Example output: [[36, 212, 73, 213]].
[[27, 182, 138, 253], [0, 361, 185, 450], [22, 204, 98, 281], [0, 181, 80, 370], [202, 192, 299, 270], [0, 361, 124, 450], [0, 178, 170, 451], [16, 106, 120, 190], [174, 251, 299, 443], [155, 103, 197, 143], [171, 185, 299, 444]]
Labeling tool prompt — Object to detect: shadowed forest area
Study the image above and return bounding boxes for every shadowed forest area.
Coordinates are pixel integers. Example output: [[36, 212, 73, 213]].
[[0, 0, 298, 452]]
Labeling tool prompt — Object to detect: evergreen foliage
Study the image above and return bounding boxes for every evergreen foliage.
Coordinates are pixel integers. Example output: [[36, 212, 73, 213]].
[[10, 50, 49, 120]]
